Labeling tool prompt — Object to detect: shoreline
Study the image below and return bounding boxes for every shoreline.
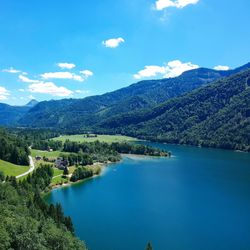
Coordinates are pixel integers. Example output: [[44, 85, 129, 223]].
[[47, 153, 170, 193], [48, 161, 113, 192]]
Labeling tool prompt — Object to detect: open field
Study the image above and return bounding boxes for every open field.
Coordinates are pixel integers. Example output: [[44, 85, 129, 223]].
[[53, 134, 138, 144], [0, 159, 29, 177], [31, 149, 64, 158]]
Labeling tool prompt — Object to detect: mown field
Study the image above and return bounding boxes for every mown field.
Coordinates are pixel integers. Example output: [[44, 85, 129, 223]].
[[31, 149, 64, 158], [53, 134, 137, 143], [0, 159, 29, 177]]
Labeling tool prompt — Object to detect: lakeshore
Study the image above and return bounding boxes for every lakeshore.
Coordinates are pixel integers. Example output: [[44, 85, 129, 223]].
[[49, 152, 170, 191], [45, 142, 250, 250]]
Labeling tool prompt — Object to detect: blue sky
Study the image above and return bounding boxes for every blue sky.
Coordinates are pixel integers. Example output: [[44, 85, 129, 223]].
[[0, 0, 250, 105]]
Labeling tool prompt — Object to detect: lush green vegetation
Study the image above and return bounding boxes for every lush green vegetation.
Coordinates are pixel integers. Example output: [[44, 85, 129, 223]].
[[0, 128, 30, 165], [53, 134, 137, 143], [31, 149, 64, 158], [0, 159, 29, 177], [0, 165, 86, 249], [63, 140, 122, 163], [10, 128, 63, 151], [62, 140, 169, 163], [111, 142, 170, 156], [60, 152, 94, 166], [100, 70, 250, 151], [70, 165, 102, 182]]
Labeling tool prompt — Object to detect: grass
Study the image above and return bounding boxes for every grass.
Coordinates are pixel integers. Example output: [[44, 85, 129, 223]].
[[31, 149, 64, 158], [53, 134, 137, 144], [51, 166, 76, 185], [53, 168, 63, 176], [0, 159, 29, 177], [51, 175, 68, 185]]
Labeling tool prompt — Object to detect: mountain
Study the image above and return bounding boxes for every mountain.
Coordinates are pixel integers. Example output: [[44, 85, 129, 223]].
[[0, 104, 30, 126], [25, 99, 39, 108], [17, 63, 250, 129], [0, 100, 39, 126], [101, 69, 250, 151]]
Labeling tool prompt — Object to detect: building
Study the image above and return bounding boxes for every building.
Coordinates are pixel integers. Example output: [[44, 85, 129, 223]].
[[55, 157, 68, 170]]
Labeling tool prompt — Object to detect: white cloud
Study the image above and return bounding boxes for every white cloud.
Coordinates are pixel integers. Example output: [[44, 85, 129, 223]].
[[102, 37, 125, 48], [75, 89, 90, 95], [134, 60, 199, 79], [155, 0, 199, 10], [19, 88, 25, 92], [134, 66, 166, 79], [40, 72, 85, 82], [19, 75, 40, 83], [28, 82, 73, 97], [57, 62, 76, 69], [0, 86, 10, 100], [214, 65, 230, 71], [79, 70, 94, 81], [80, 70, 93, 77], [2, 67, 22, 74]]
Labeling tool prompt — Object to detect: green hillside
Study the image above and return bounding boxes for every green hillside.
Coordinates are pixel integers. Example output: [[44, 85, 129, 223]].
[[105, 70, 250, 151], [0, 159, 29, 177]]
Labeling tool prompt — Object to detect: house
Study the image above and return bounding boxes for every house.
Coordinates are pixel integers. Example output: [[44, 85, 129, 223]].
[[47, 147, 53, 152], [55, 157, 68, 170]]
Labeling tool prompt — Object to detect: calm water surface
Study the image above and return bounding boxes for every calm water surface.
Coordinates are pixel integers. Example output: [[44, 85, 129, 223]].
[[45, 143, 250, 250]]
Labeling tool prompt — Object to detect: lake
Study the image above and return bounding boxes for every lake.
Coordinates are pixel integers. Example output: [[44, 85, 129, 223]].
[[45, 143, 250, 250]]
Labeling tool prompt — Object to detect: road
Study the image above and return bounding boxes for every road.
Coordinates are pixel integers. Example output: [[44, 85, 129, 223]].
[[16, 156, 35, 179]]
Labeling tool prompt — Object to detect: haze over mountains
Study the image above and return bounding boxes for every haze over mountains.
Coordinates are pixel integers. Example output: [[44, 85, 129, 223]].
[[1, 62, 250, 151], [0, 99, 38, 126]]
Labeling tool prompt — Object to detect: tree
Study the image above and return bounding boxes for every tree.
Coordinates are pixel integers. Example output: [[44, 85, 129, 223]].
[[0, 171, 5, 182], [146, 242, 153, 250], [63, 167, 69, 176]]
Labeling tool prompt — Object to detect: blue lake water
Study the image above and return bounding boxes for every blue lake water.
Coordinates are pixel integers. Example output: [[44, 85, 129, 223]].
[[45, 143, 250, 250]]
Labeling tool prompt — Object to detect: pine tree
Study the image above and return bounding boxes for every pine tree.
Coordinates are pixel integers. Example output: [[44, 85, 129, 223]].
[[63, 167, 69, 176], [146, 242, 153, 250]]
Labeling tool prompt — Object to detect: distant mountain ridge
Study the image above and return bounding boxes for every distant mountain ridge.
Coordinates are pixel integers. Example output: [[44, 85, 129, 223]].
[[100, 69, 250, 151], [0, 100, 39, 126], [16, 62, 250, 129]]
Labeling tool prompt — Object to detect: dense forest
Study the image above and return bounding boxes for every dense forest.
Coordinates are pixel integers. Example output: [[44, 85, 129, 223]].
[[70, 166, 102, 182], [99, 70, 250, 151], [63, 140, 170, 160], [0, 165, 86, 249], [0, 128, 30, 165]]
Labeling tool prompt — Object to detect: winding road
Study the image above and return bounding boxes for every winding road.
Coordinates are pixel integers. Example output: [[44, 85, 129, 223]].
[[16, 156, 35, 179]]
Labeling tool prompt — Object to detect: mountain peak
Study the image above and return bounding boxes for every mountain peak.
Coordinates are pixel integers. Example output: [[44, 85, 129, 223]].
[[25, 99, 39, 108]]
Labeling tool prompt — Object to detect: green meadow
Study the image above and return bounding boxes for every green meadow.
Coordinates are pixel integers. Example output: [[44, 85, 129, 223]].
[[53, 134, 137, 144], [0, 159, 29, 177]]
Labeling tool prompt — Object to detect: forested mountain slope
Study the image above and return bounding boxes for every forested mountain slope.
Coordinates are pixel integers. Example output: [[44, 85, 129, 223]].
[[0, 100, 38, 126], [103, 70, 250, 151], [0, 104, 30, 126], [17, 63, 250, 129]]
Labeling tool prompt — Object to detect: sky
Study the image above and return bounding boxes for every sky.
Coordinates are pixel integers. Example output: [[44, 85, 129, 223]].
[[0, 0, 250, 105]]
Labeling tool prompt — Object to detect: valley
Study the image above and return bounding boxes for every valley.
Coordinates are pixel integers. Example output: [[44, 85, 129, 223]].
[[1, 1, 250, 249]]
